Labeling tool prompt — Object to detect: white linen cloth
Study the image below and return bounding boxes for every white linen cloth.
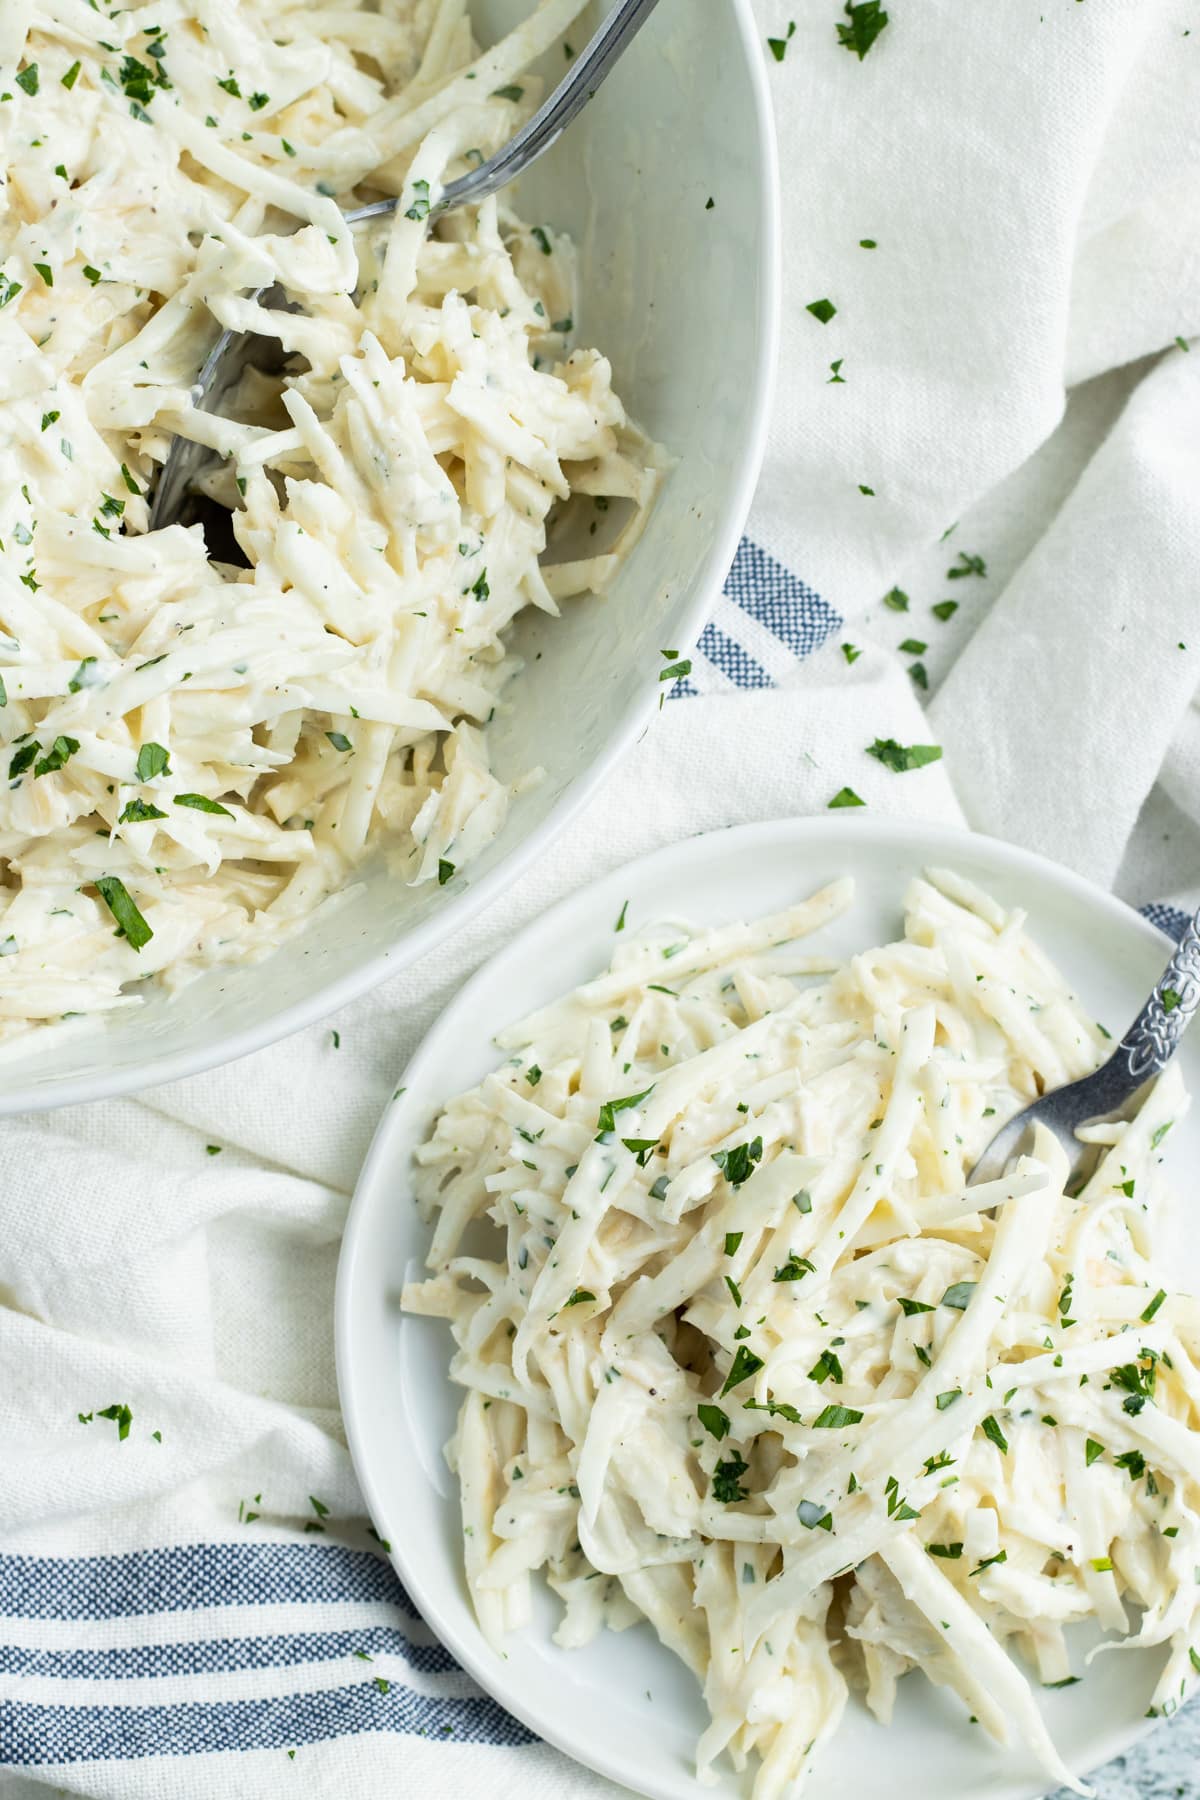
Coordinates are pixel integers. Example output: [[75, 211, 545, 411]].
[[4, 0, 1200, 1794]]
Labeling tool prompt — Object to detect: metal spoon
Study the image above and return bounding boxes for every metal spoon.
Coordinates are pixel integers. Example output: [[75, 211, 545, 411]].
[[150, 0, 663, 532], [969, 910, 1200, 1186]]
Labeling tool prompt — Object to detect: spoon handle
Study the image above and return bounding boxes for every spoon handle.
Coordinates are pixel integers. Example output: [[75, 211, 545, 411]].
[[1118, 909, 1200, 1081], [351, 0, 664, 227]]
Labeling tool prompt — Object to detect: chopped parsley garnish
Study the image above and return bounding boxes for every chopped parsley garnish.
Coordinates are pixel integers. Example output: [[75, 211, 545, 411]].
[[174, 793, 232, 816], [564, 1288, 595, 1307], [774, 1252, 815, 1281], [881, 586, 908, 611], [1084, 1437, 1105, 1466], [119, 54, 167, 109], [470, 569, 489, 602], [1141, 1288, 1167, 1323], [659, 657, 692, 682], [0, 276, 23, 309], [1110, 1357, 1156, 1415], [936, 1389, 961, 1410], [596, 1086, 654, 1134], [940, 1280, 976, 1311], [62, 60, 82, 89], [34, 734, 80, 778], [796, 1499, 833, 1531], [16, 64, 39, 96], [842, 643, 862, 663], [793, 1189, 813, 1213], [898, 638, 927, 655], [531, 225, 552, 254], [712, 1454, 749, 1503], [96, 1401, 132, 1439], [615, 898, 629, 931], [980, 1414, 1008, 1454], [947, 551, 987, 579], [95, 876, 153, 949], [767, 20, 796, 60], [325, 731, 352, 752], [897, 1297, 934, 1316], [806, 297, 837, 324], [813, 1404, 862, 1428], [135, 742, 170, 782], [724, 1231, 743, 1256], [1114, 1449, 1146, 1480], [697, 1403, 730, 1440], [745, 1396, 804, 1424], [828, 786, 865, 809], [866, 737, 942, 773], [808, 1348, 843, 1385], [437, 859, 455, 887], [932, 599, 958, 621], [836, 1, 890, 59], [405, 178, 431, 221], [493, 84, 524, 101], [720, 1344, 764, 1396], [119, 798, 166, 824], [712, 1137, 763, 1187], [1163, 987, 1181, 1013], [926, 1542, 963, 1559], [968, 1549, 1007, 1577]]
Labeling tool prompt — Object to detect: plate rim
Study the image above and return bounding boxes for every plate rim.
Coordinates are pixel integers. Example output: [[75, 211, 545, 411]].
[[335, 813, 1181, 1799]]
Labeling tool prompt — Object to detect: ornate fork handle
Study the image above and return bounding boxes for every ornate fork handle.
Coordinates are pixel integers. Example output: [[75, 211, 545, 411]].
[[1119, 912, 1200, 1082]]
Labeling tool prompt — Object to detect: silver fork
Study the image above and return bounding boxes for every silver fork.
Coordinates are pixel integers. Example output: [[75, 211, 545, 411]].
[[149, 0, 663, 532], [969, 909, 1200, 1185]]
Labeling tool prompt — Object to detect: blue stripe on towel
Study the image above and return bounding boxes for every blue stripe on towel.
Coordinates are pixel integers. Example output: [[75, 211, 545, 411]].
[[668, 537, 841, 694], [1140, 902, 1190, 943], [0, 1544, 412, 1621], [0, 1624, 455, 1682], [722, 539, 841, 659], [0, 1683, 534, 1765]]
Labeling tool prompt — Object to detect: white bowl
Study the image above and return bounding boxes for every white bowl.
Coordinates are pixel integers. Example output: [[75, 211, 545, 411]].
[[336, 816, 1197, 1800], [1, 0, 778, 1114]]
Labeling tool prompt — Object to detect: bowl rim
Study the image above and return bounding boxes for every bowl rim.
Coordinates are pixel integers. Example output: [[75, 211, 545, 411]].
[[1, 0, 780, 1117]]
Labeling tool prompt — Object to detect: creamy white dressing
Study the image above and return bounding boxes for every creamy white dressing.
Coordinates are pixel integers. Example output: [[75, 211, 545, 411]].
[[0, 0, 660, 1036], [404, 869, 1199, 1798]]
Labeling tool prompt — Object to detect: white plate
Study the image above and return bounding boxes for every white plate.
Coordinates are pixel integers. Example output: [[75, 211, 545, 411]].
[[2, 0, 777, 1112], [336, 817, 1196, 1800]]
